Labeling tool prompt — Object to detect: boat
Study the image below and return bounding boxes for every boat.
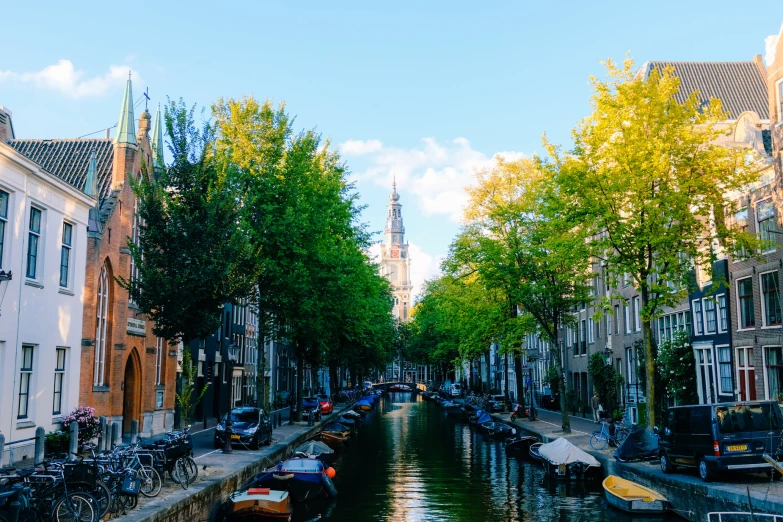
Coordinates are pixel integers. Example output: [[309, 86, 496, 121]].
[[247, 458, 337, 503], [529, 442, 543, 460], [342, 410, 361, 419], [602, 475, 668, 514], [538, 438, 601, 481], [223, 488, 293, 521], [389, 384, 412, 391], [322, 422, 351, 438], [336, 415, 356, 428], [707, 513, 783, 521], [504, 436, 538, 453], [315, 431, 348, 450], [355, 399, 373, 412], [469, 411, 492, 426], [294, 440, 335, 463], [442, 401, 462, 415], [480, 422, 517, 438]]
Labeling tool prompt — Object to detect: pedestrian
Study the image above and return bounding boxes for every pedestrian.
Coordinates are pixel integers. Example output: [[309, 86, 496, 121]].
[[591, 392, 601, 423]]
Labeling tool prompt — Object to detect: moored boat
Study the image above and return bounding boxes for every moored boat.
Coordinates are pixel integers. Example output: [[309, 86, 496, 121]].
[[529, 442, 543, 460], [322, 422, 351, 438], [602, 475, 668, 514], [355, 399, 373, 412], [315, 431, 348, 450], [480, 422, 517, 438], [504, 436, 538, 453], [538, 438, 601, 481], [294, 440, 335, 463], [223, 488, 293, 521], [248, 458, 337, 503]]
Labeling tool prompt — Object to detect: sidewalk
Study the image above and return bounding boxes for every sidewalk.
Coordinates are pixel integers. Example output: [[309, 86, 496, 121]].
[[114, 401, 357, 522], [490, 407, 783, 521]]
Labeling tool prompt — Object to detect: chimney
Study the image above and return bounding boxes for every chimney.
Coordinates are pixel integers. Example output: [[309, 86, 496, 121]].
[[0, 106, 15, 144]]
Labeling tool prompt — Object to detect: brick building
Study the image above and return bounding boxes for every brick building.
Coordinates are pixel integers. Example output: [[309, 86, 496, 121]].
[[8, 76, 177, 437]]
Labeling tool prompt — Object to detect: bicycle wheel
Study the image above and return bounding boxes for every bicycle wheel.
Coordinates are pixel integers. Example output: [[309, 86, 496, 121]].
[[175, 458, 189, 490], [53, 492, 97, 522], [614, 427, 629, 445], [184, 456, 198, 483], [589, 432, 608, 450], [138, 465, 162, 497], [90, 479, 112, 518]]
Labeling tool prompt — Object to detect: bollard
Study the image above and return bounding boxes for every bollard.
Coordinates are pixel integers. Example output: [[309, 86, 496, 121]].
[[130, 420, 139, 445], [98, 416, 107, 452], [0, 433, 5, 467], [69, 421, 79, 460], [203, 415, 207, 431], [112, 422, 121, 448], [34, 427, 45, 465]]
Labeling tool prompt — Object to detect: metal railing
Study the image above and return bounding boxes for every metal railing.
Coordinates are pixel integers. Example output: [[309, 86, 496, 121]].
[[707, 514, 783, 522]]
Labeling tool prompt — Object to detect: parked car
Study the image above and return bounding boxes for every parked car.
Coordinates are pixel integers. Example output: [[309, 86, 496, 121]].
[[658, 401, 783, 482], [317, 394, 333, 414], [488, 394, 507, 413], [300, 397, 322, 421], [214, 407, 272, 450], [450, 383, 462, 397]]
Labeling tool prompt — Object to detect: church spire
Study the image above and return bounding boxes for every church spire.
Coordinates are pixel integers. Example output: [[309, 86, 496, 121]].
[[151, 103, 164, 170], [85, 149, 100, 232], [385, 177, 405, 246], [114, 72, 138, 146]]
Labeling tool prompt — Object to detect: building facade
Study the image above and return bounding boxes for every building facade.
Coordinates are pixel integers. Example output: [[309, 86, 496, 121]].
[[8, 77, 177, 437], [0, 118, 94, 462]]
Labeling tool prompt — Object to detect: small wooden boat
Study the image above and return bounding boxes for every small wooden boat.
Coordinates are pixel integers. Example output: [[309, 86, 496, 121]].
[[322, 423, 351, 438], [529, 442, 543, 460], [355, 399, 373, 412], [316, 431, 348, 450], [538, 438, 601, 481], [342, 410, 361, 419], [247, 458, 336, 503], [603, 475, 668, 514], [223, 488, 293, 521], [294, 440, 335, 463], [504, 436, 537, 453], [480, 422, 517, 438]]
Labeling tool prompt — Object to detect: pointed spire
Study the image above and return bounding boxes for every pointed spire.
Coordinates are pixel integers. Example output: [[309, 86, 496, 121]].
[[151, 103, 164, 170], [114, 72, 138, 146], [390, 173, 400, 202]]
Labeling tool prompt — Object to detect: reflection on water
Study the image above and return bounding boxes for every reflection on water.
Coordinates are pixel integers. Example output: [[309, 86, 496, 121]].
[[297, 393, 679, 522]]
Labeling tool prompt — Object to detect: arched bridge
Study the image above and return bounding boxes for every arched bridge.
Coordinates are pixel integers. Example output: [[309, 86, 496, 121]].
[[371, 382, 424, 393]]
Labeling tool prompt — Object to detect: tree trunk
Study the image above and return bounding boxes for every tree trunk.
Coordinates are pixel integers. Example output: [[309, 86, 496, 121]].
[[295, 346, 304, 422], [329, 360, 338, 397], [641, 287, 655, 428], [504, 351, 509, 400], [514, 355, 524, 404], [484, 350, 491, 392], [554, 336, 571, 434]]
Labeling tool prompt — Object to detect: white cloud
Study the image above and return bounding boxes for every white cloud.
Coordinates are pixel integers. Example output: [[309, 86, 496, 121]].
[[339, 139, 383, 155], [0, 60, 140, 98], [366, 241, 442, 301], [342, 136, 526, 221]]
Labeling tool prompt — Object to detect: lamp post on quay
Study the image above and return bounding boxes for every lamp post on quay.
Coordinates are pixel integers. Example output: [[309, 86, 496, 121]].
[[222, 342, 240, 454]]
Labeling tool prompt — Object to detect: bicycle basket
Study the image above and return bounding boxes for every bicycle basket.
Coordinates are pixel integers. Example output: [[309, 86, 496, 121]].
[[162, 439, 189, 459], [63, 463, 97, 487], [121, 474, 141, 496]]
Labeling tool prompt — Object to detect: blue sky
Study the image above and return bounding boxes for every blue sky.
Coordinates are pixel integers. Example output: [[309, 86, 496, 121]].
[[3, 1, 783, 298]]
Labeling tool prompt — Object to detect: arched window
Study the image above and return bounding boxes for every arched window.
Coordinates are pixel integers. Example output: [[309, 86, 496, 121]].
[[129, 198, 142, 305], [94, 265, 110, 386]]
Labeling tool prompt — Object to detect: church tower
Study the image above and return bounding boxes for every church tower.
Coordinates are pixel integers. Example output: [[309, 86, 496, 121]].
[[379, 180, 413, 321]]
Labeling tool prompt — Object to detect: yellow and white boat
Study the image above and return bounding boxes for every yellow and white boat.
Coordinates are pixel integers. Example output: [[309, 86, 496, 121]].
[[602, 475, 668, 514]]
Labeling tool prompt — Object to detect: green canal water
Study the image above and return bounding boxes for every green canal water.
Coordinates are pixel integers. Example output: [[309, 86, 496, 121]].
[[296, 393, 680, 522]]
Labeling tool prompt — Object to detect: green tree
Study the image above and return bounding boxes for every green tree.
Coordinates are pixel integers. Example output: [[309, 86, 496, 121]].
[[119, 100, 257, 345], [548, 59, 764, 427], [587, 352, 624, 417], [177, 349, 209, 427], [657, 330, 699, 407]]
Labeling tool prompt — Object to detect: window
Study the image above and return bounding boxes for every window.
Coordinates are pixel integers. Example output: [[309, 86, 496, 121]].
[[614, 305, 620, 334], [738, 277, 755, 329], [588, 318, 595, 343], [129, 198, 142, 305], [704, 298, 717, 334], [761, 272, 782, 326], [26, 207, 42, 279], [0, 190, 8, 268], [693, 300, 704, 335], [155, 391, 164, 410], [717, 294, 727, 333], [53, 348, 66, 414], [733, 207, 749, 260], [736, 346, 756, 401], [18, 345, 33, 418], [717, 346, 732, 395], [580, 320, 586, 354], [59, 222, 73, 288], [696, 263, 711, 288], [596, 316, 601, 339], [633, 297, 641, 331], [766, 347, 783, 400], [624, 300, 631, 334], [94, 266, 109, 386], [606, 312, 611, 336], [155, 337, 164, 385], [758, 199, 777, 249]]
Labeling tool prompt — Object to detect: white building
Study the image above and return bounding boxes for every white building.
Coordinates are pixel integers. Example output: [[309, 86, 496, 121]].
[[0, 111, 94, 463]]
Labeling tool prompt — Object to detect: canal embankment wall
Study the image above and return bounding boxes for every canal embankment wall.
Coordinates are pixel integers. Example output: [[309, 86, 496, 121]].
[[487, 409, 783, 521], [120, 404, 356, 522]]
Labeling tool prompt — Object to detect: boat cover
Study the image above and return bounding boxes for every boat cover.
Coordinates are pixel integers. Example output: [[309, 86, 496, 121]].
[[613, 427, 658, 462], [539, 437, 601, 467], [280, 458, 324, 473], [355, 399, 372, 408], [475, 412, 492, 424], [295, 440, 334, 456], [324, 422, 350, 432]]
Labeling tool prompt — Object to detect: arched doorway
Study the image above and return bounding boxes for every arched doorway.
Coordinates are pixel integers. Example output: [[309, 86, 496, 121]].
[[122, 351, 141, 434]]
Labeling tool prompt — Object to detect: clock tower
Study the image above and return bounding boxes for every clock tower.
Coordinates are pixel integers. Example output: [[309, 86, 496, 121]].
[[379, 180, 413, 321]]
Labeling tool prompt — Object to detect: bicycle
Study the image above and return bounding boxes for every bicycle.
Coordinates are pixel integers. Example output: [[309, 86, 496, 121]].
[[590, 421, 629, 450]]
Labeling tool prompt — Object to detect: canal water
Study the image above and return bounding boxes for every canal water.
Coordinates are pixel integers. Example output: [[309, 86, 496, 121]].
[[296, 393, 680, 522]]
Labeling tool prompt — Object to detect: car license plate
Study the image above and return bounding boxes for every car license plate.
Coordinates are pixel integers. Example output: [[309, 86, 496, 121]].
[[727, 444, 748, 452], [231, 434, 240, 441]]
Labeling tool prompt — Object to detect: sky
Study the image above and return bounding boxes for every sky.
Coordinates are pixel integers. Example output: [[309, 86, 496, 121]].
[[3, 1, 783, 300]]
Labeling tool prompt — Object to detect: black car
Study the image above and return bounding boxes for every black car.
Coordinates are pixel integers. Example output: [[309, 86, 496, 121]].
[[658, 401, 783, 482], [488, 395, 507, 413], [214, 407, 273, 450]]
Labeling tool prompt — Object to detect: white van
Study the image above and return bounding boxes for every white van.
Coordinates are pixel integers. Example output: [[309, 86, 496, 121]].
[[450, 383, 461, 397]]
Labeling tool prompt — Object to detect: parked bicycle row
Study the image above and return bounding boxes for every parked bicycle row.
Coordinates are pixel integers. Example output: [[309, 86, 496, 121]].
[[0, 426, 197, 522]]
